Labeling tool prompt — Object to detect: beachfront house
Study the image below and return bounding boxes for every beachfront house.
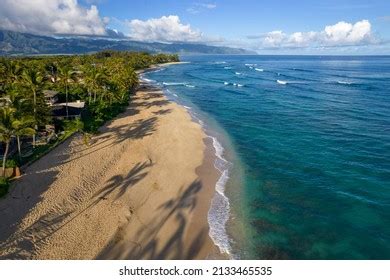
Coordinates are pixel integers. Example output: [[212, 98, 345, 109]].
[[43, 90, 86, 119], [51, 101, 86, 120]]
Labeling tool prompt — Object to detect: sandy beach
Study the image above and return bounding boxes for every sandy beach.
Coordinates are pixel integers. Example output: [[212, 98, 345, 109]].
[[0, 81, 220, 259]]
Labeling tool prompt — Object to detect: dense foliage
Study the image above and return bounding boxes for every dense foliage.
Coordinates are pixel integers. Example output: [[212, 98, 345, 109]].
[[0, 50, 179, 179]]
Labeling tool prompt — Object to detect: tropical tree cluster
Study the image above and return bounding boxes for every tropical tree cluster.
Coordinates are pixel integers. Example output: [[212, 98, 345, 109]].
[[0, 50, 179, 176]]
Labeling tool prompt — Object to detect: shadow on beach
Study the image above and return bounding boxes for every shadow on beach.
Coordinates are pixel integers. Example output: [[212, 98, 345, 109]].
[[0, 136, 74, 259], [54, 85, 169, 165], [0, 157, 153, 259], [0, 85, 168, 259], [97, 180, 209, 260]]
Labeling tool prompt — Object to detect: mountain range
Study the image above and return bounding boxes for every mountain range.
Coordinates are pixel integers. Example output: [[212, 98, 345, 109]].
[[0, 30, 255, 56]]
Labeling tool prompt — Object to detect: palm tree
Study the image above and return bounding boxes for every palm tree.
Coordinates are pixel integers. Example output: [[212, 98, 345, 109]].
[[82, 64, 107, 103], [58, 65, 77, 118], [111, 64, 139, 101], [0, 107, 16, 177], [22, 68, 44, 112], [3, 60, 22, 87], [7, 90, 29, 114], [13, 117, 35, 159], [21, 68, 44, 147], [0, 107, 35, 176]]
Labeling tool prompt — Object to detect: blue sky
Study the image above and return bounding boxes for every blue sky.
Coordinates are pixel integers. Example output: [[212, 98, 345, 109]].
[[92, 0, 390, 39], [1, 0, 390, 54]]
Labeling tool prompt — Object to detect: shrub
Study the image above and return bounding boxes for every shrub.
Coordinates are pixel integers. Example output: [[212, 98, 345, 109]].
[[5, 159, 17, 168], [63, 118, 84, 133], [0, 177, 9, 198]]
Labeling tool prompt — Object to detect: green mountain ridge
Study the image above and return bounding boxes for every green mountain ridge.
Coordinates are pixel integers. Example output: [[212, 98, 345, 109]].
[[0, 30, 256, 56]]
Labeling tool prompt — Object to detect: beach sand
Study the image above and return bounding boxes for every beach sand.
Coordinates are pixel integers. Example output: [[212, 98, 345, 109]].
[[0, 82, 220, 259]]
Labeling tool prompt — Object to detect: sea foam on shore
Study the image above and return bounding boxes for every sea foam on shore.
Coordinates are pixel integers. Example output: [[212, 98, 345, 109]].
[[144, 66, 235, 259]]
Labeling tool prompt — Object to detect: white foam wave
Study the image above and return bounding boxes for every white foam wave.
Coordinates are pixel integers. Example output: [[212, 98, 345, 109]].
[[277, 80, 288, 85], [147, 68, 166, 74], [141, 77, 155, 83], [224, 82, 244, 87], [163, 82, 187, 86], [245, 63, 257, 66], [224, 66, 233, 69], [235, 72, 242, 75], [159, 86, 234, 258], [337, 80, 353, 85], [207, 136, 233, 257], [185, 84, 195, 88], [255, 68, 264, 72]]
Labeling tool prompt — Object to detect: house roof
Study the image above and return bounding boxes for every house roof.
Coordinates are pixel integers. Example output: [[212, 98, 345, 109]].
[[55, 101, 85, 109], [43, 90, 59, 98]]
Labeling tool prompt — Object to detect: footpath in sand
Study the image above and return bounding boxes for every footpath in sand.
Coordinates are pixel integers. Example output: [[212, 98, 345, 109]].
[[0, 83, 218, 259]]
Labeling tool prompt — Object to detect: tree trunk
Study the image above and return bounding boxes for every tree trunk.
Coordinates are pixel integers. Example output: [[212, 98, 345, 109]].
[[2, 141, 9, 177], [88, 89, 92, 104], [66, 83, 69, 119], [33, 90, 37, 113], [33, 89, 37, 147], [17, 135, 21, 159], [33, 133, 36, 148]]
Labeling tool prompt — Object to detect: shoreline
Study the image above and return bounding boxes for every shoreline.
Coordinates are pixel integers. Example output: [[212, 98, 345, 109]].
[[0, 77, 220, 259], [140, 64, 234, 259]]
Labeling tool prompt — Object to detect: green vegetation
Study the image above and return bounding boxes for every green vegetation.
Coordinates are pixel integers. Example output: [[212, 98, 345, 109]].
[[0, 50, 179, 195], [0, 177, 9, 198]]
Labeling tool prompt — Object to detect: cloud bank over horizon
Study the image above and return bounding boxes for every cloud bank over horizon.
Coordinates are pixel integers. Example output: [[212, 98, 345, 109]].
[[252, 20, 377, 49]]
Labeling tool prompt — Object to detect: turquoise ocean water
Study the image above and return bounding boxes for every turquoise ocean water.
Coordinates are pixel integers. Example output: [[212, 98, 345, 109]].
[[144, 55, 390, 259]]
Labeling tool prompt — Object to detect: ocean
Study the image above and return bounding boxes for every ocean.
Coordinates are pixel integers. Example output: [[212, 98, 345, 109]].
[[144, 55, 390, 259]]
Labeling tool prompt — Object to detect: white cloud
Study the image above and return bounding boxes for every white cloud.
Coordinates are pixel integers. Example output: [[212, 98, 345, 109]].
[[126, 15, 203, 42], [200, 3, 217, 9], [263, 31, 286, 47], [0, 0, 107, 35], [323, 20, 372, 44], [187, 3, 217, 14], [258, 20, 376, 49]]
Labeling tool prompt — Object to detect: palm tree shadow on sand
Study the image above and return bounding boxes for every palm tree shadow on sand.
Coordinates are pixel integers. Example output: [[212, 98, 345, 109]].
[[0, 160, 153, 259], [98, 180, 209, 260], [94, 160, 153, 201]]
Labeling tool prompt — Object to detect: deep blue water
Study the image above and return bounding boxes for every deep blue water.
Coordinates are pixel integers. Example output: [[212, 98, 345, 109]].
[[146, 55, 390, 259]]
